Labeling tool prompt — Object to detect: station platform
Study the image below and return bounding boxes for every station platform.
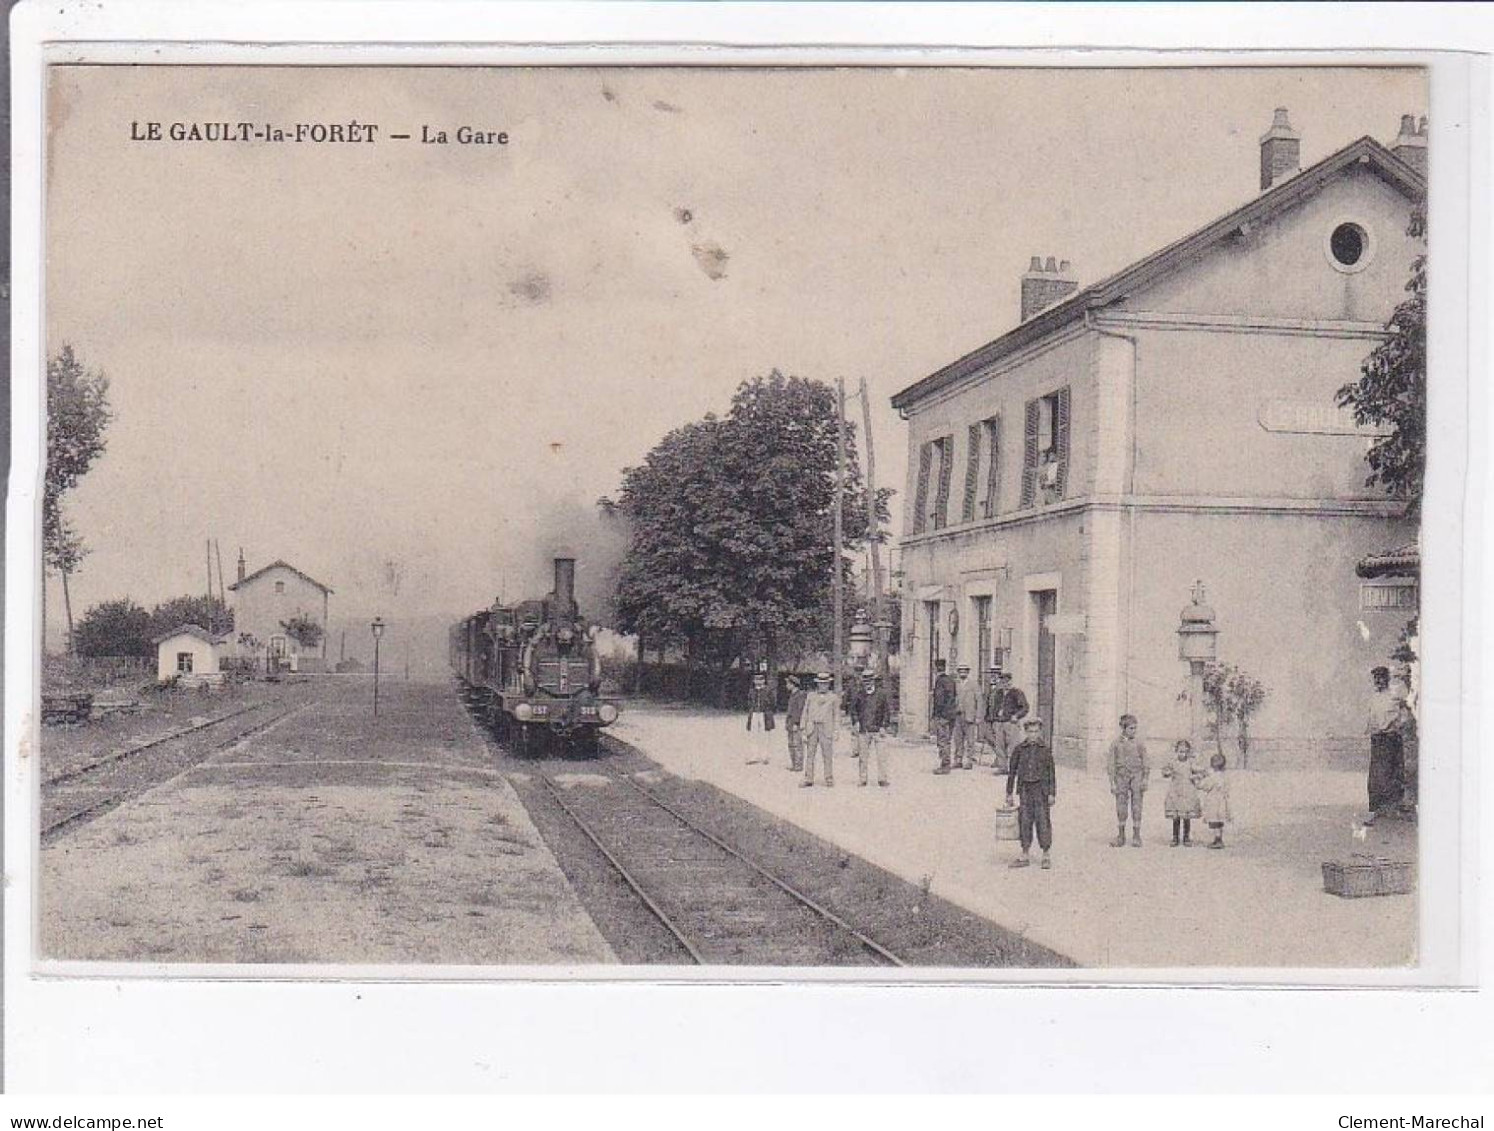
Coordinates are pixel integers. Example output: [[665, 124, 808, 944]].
[[40, 676, 616, 966], [609, 702, 1418, 970]]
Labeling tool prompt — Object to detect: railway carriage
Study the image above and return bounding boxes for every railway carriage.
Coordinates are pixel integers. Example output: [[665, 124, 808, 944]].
[[451, 556, 620, 755]]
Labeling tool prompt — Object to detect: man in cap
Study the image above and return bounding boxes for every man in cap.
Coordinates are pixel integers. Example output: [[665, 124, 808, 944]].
[[743, 668, 775, 765], [800, 672, 838, 787], [1005, 717, 1057, 870], [985, 667, 1029, 775], [783, 675, 807, 773], [853, 671, 891, 787], [930, 658, 958, 774], [954, 662, 982, 770]]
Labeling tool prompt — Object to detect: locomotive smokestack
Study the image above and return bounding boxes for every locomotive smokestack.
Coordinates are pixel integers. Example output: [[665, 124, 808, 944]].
[[553, 557, 577, 620]]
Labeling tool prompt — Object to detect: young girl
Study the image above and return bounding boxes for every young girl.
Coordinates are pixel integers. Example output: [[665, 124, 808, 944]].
[[1161, 739, 1201, 846], [1195, 751, 1232, 849]]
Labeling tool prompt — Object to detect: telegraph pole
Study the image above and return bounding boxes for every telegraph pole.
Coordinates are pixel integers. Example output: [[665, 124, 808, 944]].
[[858, 376, 887, 677], [834, 377, 846, 698]]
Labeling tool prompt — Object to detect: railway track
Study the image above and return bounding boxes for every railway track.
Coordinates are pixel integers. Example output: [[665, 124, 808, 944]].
[[41, 699, 314, 842], [43, 701, 267, 788], [539, 768, 906, 967]]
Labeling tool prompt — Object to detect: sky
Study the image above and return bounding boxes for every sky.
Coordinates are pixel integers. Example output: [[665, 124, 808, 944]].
[[42, 65, 1427, 669]]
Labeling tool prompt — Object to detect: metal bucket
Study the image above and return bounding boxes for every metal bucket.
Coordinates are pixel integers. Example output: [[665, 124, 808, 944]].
[[994, 805, 1020, 841]]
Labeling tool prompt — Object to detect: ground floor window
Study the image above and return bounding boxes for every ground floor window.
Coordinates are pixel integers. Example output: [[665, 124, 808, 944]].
[[176, 652, 194, 674]]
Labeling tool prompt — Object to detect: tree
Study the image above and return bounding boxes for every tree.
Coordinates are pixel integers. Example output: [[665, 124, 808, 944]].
[[1337, 205, 1426, 674], [280, 612, 325, 650], [74, 598, 153, 658], [150, 595, 233, 637], [45, 345, 112, 652], [1337, 206, 1426, 519], [1199, 661, 1268, 768], [607, 371, 892, 681]]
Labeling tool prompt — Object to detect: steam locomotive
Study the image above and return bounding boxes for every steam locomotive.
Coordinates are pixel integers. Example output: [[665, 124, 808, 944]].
[[450, 556, 620, 755]]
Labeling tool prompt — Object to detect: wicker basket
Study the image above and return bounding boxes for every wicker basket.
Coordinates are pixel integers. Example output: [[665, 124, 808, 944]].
[[1322, 854, 1414, 898], [994, 805, 1021, 841]]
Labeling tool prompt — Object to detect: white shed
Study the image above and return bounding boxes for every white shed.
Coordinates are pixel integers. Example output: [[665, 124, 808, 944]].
[[154, 624, 228, 687]]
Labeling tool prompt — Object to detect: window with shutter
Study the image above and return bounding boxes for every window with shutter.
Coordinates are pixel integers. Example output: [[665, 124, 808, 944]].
[[1022, 388, 1072, 507], [1054, 385, 1072, 499], [1019, 399, 1041, 508], [981, 416, 1002, 518], [912, 441, 933, 534], [962, 423, 981, 522], [932, 435, 954, 530]]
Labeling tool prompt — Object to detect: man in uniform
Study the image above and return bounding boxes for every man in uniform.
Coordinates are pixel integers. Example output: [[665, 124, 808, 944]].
[[783, 675, 807, 773], [930, 659, 958, 774], [744, 669, 776, 765], [985, 668, 1029, 774], [853, 672, 892, 787], [800, 672, 838, 788], [954, 663, 982, 770]]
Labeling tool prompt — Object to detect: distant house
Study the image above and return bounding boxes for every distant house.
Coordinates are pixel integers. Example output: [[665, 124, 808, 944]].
[[227, 554, 333, 673], [154, 624, 227, 686]]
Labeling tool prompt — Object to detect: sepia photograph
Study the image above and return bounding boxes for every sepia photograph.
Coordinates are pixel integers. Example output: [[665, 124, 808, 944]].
[[28, 60, 1442, 976]]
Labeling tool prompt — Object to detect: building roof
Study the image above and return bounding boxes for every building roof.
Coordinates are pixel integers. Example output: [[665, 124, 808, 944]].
[[153, 623, 227, 647], [227, 559, 334, 595], [890, 136, 1426, 411], [1356, 540, 1420, 579]]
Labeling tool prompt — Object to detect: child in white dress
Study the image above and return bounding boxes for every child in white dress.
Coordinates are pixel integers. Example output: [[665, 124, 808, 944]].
[[1161, 739, 1202, 846], [1196, 751, 1232, 849]]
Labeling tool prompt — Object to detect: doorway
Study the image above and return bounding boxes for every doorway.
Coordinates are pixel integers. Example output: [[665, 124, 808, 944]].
[[1034, 590, 1057, 741], [973, 595, 992, 682], [924, 600, 942, 721]]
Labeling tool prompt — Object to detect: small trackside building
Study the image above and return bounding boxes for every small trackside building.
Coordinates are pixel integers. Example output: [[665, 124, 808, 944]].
[[890, 112, 1425, 770], [154, 624, 228, 686]]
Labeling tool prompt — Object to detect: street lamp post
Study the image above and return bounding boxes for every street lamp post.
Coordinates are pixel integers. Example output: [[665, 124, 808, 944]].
[[1176, 582, 1219, 749], [371, 617, 386, 717]]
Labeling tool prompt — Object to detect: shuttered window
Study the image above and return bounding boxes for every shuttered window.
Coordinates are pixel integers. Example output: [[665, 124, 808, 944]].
[[932, 435, 954, 530], [1020, 387, 1072, 508], [1054, 385, 1071, 499], [962, 423, 982, 522], [1020, 400, 1041, 508], [912, 441, 933, 534], [981, 416, 1002, 518]]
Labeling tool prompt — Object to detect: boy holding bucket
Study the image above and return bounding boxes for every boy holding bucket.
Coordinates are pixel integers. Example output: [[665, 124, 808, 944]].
[[1005, 718, 1057, 870]]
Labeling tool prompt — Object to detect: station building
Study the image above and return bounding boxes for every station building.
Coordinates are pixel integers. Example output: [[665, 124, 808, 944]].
[[890, 111, 1425, 769], [227, 554, 334, 672]]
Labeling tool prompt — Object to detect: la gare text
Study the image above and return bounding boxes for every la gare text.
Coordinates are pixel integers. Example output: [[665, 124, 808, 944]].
[[129, 121, 509, 146]]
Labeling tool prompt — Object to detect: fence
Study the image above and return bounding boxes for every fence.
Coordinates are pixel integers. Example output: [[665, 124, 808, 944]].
[[600, 658, 901, 716], [43, 654, 154, 691]]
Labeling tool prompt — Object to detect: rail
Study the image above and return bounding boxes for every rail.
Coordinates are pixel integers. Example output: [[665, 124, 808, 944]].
[[539, 775, 705, 964], [41, 701, 314, 841]]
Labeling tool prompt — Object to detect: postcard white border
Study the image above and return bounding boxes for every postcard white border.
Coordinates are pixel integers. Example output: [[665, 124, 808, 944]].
[[6, 1, 1492, 1093]]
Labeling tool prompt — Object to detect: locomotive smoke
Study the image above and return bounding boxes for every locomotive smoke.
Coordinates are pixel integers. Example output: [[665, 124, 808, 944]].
[[525, 498, 631, 630]]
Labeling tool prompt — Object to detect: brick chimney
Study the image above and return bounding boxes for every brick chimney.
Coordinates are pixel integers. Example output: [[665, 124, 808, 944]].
[[1020, 256, 1079, 322], [237, 548, 246, 583], [1259, 107, 1301, 191], [1392, 113, 1428, 176]]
